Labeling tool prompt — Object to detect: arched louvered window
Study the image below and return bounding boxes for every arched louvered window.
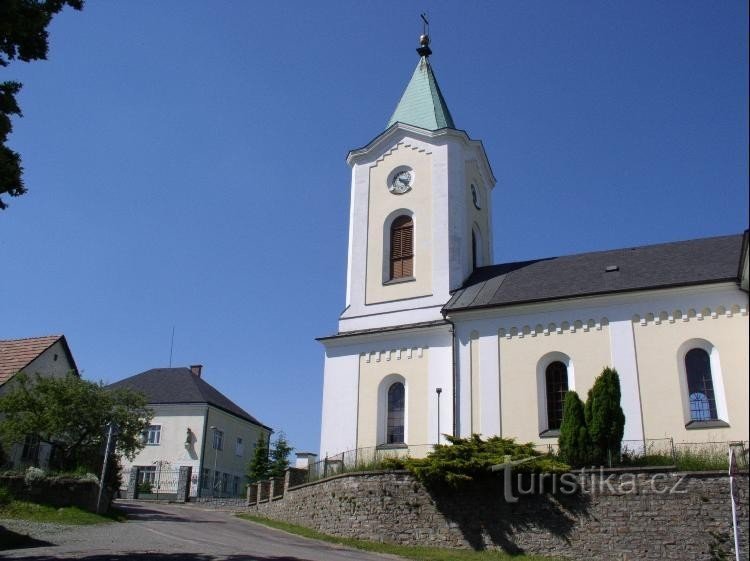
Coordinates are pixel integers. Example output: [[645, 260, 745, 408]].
[[685, 348, 717, 421], [386, 382, 405, 444], [390, 216, 413, 280], [545, 361, 568, 430]]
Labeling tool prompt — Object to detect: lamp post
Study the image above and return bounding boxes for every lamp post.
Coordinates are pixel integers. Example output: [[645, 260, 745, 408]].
[[210, 425, 219, 497], [436, 388, 442, 445]]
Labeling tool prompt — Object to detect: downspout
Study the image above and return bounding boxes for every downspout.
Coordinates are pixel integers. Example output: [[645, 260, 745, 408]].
[[197, 406, 209, 498], [442, 311, 458, 438]]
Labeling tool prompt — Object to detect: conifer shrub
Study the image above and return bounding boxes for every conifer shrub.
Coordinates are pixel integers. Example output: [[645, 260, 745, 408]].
[[381, 434, 569, 488], [558, 390, 590, 467], [584, 367, 626, 466]]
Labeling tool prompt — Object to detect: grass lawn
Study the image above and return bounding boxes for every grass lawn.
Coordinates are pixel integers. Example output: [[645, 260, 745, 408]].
[[237, 514, 566, 561], [0, 500, 126, 525]]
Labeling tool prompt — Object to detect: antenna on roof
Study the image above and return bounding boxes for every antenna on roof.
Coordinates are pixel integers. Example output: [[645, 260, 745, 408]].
[[168, 326, 175, 367]]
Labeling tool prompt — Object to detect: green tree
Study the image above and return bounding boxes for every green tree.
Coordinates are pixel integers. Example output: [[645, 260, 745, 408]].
[[268, 432, 293, 479], [0, 0, 83, 209], [558, 390, 590, 467], [246, 434, 270, 482], [0, 372, 152, 471], [585, 367, 626, 466]]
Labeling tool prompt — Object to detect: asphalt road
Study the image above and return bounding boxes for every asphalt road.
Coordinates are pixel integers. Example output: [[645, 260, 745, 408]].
[[1, 501, 402, 561]]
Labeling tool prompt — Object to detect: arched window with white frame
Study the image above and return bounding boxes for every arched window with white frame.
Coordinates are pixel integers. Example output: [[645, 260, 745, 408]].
[[377, 374, 408, 447], [678, 339, 729, 428], [536, 352, 574, 436]]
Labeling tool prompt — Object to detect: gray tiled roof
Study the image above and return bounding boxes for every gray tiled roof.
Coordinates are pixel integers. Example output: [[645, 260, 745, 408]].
[[444, 234, 744, 312], [107, 367, 270, 429]]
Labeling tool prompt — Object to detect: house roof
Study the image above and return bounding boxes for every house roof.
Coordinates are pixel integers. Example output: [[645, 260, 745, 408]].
[[444, 234, 745, 313], [107, 367, 271, 430], [387, 56, 455, 131], [0, 335, 77, 386]]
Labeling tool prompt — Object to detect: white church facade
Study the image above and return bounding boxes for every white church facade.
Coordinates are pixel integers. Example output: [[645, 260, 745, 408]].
[[318, 35, 749, 459]]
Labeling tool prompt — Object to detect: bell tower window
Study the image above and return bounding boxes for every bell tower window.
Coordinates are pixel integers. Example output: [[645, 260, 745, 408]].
[[390, 215, 414, 279]]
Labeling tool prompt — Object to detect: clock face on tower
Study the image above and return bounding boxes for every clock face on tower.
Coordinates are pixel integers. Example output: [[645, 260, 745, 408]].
[[389, 169, 414, 194]]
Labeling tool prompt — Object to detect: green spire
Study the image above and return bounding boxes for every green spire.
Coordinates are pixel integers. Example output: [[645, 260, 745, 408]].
[[386, 53, 455, 131]]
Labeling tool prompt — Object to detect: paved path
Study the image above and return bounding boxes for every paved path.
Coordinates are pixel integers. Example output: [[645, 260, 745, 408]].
[[1, 501, 402, 561]]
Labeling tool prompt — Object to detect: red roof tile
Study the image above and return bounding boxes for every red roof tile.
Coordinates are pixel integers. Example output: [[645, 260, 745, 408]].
[[0, 335, 64, 385]]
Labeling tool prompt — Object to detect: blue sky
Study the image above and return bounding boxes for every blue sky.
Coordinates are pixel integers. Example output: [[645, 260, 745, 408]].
[[1, 2, 747, 455]]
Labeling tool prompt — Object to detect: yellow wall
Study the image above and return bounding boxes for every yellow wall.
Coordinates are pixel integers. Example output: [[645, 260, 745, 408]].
[[366, 144, 433, 304], [633, 310, 749, 443], [499, 325, 612, 443], [357, 348, 430, 448]]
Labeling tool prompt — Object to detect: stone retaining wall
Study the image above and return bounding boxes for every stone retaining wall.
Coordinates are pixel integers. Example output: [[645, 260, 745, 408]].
[[248, 468, 749, 561]]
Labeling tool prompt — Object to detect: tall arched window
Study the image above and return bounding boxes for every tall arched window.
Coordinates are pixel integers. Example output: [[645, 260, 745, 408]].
[[386, 382, 405, 444], [685, 348, 717, 421], [390, 216, 413, 279], [545, 361, 568, 430], [471, 230, 477, 271]]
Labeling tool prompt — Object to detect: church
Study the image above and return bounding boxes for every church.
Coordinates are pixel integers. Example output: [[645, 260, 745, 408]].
[[318, 33, 749, 460]]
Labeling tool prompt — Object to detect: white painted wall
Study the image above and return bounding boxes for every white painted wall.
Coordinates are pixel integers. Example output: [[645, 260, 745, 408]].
[[319, 349, 360, 458]]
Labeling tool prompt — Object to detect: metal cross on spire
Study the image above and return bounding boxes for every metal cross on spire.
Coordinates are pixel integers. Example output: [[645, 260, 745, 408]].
[[417, 13, 432, 57]]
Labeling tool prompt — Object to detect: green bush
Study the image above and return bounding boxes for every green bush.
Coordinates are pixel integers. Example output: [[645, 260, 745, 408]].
[[136, 481, 153, 494], [382, 434, 569, 488], [585, 367, 625, 466], [558, 390, 590, 467], [0, 486, 12, 506]]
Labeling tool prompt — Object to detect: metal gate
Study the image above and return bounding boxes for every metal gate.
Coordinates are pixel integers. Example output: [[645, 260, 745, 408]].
[[121, 466, 182, 501]]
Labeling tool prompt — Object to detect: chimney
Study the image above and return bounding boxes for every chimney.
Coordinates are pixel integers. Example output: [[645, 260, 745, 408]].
[[190, 364, 203, 378]]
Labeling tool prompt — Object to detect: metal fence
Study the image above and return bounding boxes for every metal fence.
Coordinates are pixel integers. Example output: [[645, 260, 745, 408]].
[[307, 444, 435, 483], [535, 438, 749, 469], [303, 439, 749, 484]]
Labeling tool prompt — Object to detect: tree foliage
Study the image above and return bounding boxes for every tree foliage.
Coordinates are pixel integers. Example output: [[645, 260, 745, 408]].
[[382, 434, 569, 488], [0, 0, 83, 209], [558, 390, 590, 467], [246, 434, 270, 482], [0, 372, 152, 471], [268, 431, 293, 479], [584, 367, 626, 465]]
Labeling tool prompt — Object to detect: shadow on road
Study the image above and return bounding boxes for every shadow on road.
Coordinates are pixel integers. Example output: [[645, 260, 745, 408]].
[[1, 555, 319, 561], [117, 503, 223, 524], [0, 526, 53, 551]]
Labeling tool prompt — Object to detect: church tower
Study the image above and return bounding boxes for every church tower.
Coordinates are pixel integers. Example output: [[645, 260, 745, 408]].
[[339, 33, 496, 333], [319, 31, 495, 458]]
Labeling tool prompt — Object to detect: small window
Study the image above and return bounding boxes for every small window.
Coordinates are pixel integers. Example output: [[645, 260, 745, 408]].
[[138, 466, 156, 485], [685, 348, 718, 421], [212, 429, 224, 450], [233, 475, 240, 496], [144, 425, 161, 445], [390, 216, 414, 279], [201, 468, 211, 489], [221, 473, 229, 495], [545, 362, 568, 430], [386, 382, 405, 444], [235, 437, 244, 457]]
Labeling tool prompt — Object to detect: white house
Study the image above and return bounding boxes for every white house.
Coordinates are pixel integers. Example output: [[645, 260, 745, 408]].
[[318, 34, 749, 459], [108, 365, 271, 498], [0, 334, 79, 468]]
